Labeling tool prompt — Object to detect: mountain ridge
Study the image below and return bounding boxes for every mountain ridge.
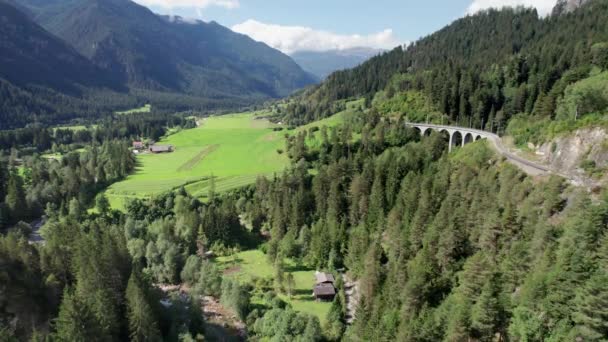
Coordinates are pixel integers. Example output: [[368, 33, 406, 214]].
[[0, 0, 317, 129], [291, 47, 383, 79]]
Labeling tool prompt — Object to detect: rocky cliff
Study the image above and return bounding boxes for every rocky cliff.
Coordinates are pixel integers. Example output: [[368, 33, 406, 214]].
[[536, 127, 608, 188]]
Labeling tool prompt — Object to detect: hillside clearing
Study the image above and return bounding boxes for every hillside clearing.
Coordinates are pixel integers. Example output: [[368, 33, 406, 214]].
[[216, 250, 332, 322], [116, 104, 151, 115]]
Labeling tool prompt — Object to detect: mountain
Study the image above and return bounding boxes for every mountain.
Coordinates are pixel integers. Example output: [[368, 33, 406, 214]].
[[0, 0, 132, 128], [14, 0, 315, 99], [0, 0, 316, 128], [291, 47, 383, 79], [0, 0, 117, 91], [283, 0, 608, 126]]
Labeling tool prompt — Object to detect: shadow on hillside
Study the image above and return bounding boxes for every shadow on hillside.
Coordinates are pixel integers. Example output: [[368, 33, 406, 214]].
[[204, 322, 245, 342]]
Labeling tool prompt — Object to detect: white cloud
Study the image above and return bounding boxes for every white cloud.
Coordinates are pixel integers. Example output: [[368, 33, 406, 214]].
[[467, 0, 556, 16], [133, 0, 239, 9], [231, 19, 401, 54]]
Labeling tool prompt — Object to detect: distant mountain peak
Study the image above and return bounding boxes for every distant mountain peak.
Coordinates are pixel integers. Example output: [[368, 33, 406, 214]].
[[552, 0, 590, 15]]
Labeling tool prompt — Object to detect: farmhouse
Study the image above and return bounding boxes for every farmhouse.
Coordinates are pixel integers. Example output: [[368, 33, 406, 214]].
[[132, 141, 144, 150], [313, 271, 336, 301], [149, 145, 174, 153]]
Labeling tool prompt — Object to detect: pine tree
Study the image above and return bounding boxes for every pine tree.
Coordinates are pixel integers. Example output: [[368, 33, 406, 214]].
[[572, 272, 608, 340], [286, 272, 295, 298], [274, 258, 285, 293], [53, 288, 102, 342], [126, 271, 162, 342], [470, 277, 502, 341], [5, 170, 27, 221], [95, 193, 111, 215]]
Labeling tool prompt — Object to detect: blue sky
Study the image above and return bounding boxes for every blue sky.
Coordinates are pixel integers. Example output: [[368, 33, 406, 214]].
[[133, 0, 555, 53]]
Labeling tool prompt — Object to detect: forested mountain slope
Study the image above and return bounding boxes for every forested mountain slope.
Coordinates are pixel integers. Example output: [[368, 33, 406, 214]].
[[0, 0, 315, 129], [3, 106, 606, 342], [16, 0, 315, 99], [284, 0, 608, 131], [0, 0, 131, 129], [0, 1, 117, 92]]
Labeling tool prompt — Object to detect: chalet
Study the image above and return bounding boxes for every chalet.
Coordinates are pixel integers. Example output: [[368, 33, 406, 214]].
[[315, 272, 335, 284], [132, 141, 144, 150], [149, 145, 174, 153], [313, 271, 336, 301]]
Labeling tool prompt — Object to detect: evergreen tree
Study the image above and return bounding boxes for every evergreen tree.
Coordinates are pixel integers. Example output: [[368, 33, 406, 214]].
[[95, 193, 111, 215], [5, 170, 27, 221], [470, 277, 503, 341], [53, 288, 102, 342], [572, 272, 608, 340], [125, 271, 162, 342]]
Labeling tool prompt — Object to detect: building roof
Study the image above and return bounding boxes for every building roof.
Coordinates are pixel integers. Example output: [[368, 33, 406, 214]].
[[150, 145, 173, 152], [313, 283, 336, 297], [315, 271, 335, 284]]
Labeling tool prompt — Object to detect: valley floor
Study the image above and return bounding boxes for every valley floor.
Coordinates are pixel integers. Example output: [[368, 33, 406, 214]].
[[106, 112, 289, 208]]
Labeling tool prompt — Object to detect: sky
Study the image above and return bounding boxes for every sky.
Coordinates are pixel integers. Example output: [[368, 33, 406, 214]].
[[133, 0, 558, 54]]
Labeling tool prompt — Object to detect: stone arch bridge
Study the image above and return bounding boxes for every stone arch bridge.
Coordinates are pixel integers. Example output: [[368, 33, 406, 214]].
[[406, 123, 495, 152], [405, 122, 556, 177]]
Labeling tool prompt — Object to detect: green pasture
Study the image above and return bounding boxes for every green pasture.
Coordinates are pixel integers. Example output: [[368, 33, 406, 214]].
[[295, 98, 364, 148], [216, 250, 332, 322], [106, 112, 289, 208]]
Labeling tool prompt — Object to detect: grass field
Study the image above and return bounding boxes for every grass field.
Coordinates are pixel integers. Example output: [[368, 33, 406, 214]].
[[106, 113, 289, 208], [216, 250, 332, 322], [116, 104, 151, 115]]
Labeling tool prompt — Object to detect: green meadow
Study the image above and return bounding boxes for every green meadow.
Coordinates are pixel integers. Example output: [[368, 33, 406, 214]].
[[106, 112, 289, 207], [216, 250, 332, 322]]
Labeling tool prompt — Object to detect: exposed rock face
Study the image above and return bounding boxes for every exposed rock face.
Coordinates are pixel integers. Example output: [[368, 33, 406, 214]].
[[537, 127, 608, 187], [552, 0, 591, 15]]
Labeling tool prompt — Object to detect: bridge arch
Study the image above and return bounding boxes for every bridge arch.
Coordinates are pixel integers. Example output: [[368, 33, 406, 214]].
[[464, 132, 474, 145], [450, 131, 463, 151], [437, 129, 450, 144]]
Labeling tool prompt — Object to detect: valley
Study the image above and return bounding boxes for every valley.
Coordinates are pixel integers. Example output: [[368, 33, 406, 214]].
[[1, 0, 608, 341], [107, 113, 289, 208]]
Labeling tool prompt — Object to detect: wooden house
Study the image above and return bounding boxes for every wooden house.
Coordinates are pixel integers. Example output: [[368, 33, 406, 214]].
[[132, 141, 145, 150], [313, 271, 336, 301]]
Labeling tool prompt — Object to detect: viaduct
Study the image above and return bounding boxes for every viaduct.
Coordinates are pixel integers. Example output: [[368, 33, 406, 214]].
[[405, 122, 555, 177], [406, 123, 494, 152]]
